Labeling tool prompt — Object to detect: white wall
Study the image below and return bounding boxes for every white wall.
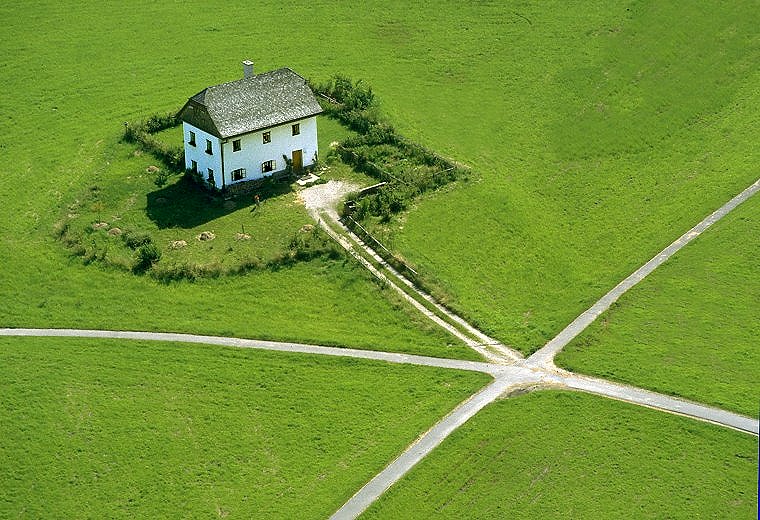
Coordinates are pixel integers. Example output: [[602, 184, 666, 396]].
[[183, 122, 223, 188], [221, 116, 319, 185]]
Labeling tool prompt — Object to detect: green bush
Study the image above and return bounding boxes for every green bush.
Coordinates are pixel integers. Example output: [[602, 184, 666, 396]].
[[123, 231, 153, 250], [133, 243, 162, 273], [123, 112, 184, 172], [312, 74, 468, 221]]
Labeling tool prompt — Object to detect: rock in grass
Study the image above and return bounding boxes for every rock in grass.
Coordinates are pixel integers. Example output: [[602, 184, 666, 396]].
[[108, 227, 122, 236], [197, 231, 215, 241], [92, 222, 109, 230], [170, 240, 187, 249]]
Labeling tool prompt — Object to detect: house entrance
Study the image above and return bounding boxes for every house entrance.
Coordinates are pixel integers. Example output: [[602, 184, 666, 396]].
[[292, 149, 303, 173]]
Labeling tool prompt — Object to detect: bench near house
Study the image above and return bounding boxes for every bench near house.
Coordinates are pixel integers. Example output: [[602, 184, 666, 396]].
[[179, 61, 322, 190]]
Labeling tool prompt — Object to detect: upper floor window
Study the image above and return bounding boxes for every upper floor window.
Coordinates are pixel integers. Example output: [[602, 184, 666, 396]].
[[188, 131, 196, 146], [262, 131, 271, 144], [205, 139, 213, 155], [232, 139, 241, 152], [292, 123, 300, 136]]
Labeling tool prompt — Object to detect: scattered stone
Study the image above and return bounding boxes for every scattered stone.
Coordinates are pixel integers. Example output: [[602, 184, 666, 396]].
[[296, 173, 320, 186], [197, 231, 215, 241], [92, 222, 109, 230], [235, 233, 251, 240], [67, 213, 79, 219], [133, 150, 142, 157], [170, 240, 187, 249], [108, 227, 122, 236], [223, 200, 236, 210], [300, 224, 314, 233], [146, 165, 160, 173]]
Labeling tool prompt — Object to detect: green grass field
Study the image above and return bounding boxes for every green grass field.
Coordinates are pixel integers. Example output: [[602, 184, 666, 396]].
[[370, 1, 760, 353], [0, 337, 489, 518], [362, 391, 758, 519], [2, 1, 758, 516], [556, 192, 760, 416]]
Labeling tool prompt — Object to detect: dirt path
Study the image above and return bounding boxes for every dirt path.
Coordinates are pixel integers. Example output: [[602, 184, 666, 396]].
[[300, 181, 522, 363], [527, 178, 760, 368], [3, 179, 758, 519], [3, 326, 756, 520]]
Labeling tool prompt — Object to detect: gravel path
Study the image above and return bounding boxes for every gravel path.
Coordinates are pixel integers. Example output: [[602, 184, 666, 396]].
[[528, 178, 760, 367], [3, 179, 758, 520], [301, 181, 522, 363], [2, 326, 757, 520], [299, 179, 359, 214]]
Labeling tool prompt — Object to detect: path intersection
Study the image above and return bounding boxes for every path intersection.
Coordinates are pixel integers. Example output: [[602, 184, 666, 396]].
[[3, 178, 758, 519]]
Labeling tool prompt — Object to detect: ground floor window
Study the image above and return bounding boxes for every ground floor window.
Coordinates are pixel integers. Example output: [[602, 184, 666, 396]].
[[262, 160, 276, 173], [190, 160, 197, 172], [207, 168, 214, 182], [232, 168, 246, 181]]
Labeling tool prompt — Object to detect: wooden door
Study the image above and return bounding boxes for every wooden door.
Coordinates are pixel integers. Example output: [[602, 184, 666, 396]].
[[292, 149, 303, 173]]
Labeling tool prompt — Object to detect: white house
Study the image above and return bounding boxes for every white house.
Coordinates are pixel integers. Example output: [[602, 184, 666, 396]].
[[178, 61, 323, 190]]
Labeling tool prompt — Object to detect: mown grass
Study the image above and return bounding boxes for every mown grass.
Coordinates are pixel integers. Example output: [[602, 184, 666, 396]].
[[556, 192, 760, 416], [0, 337, 490, 518], [368, 1, 760, 354], [363, 391, 758, 519]]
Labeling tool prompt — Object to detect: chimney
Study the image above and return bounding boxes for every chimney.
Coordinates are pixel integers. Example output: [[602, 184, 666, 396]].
[[243, 60, 254, 79]]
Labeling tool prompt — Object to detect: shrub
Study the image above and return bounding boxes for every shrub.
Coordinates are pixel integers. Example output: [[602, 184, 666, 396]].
[[123, 231, 153, 250], [133, 243, 162, 273], [123, 112, 185, 172]]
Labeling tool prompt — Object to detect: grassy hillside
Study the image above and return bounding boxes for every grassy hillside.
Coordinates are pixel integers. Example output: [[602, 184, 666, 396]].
[[363, 391, 758, 519], [0, 337, 489, 518], [556, 191, 760, 416]]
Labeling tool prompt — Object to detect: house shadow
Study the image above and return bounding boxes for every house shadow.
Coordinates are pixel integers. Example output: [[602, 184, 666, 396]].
[[146, 174, 293, 229]]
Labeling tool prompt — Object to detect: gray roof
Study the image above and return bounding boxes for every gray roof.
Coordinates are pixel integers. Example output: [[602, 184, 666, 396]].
[[179, 68, 322, 138]]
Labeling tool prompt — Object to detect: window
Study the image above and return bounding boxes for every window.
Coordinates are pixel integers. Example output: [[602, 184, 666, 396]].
[[232, 168, 246, 181], [188, 131, 196, 146], [190, 160, 197, 172], [262, 160, 276, 173], [207, 168, 214, 183], [205, 139, 213, 155], [291, 123, 300, 136], [262, 131, 271, 144], [232, 139, 241, 152]]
